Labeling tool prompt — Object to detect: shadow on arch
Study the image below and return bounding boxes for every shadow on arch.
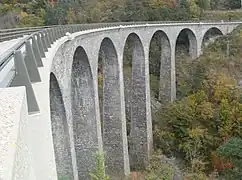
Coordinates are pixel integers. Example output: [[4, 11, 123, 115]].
[[49, 72, 73, 180]]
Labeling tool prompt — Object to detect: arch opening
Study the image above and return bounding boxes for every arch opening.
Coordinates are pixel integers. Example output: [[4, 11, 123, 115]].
[[49, 73, 73, 180], [175, 28, 197, 99], [123, 33, 150, 170], [71, 46, 98, 179], [98, 37, 130, 177], [176, 28, 197, 58], [149, 30, 172, 104], [202, 27, 223, 49]]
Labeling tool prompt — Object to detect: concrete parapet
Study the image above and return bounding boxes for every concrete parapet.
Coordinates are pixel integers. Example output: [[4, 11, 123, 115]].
[[0, 87, 36, 180]]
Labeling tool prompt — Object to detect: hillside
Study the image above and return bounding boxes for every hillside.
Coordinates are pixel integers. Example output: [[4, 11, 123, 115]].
[[152, 25, 242, 179], [202, 10, 242, 20], [2, 0, 242, 28]]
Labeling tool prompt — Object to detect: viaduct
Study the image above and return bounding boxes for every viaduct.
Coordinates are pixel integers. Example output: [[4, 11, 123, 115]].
[[0, 21, 241, 180]]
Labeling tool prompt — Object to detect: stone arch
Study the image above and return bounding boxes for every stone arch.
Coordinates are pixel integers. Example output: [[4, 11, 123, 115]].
[[148, 30, 172, 103], [202, 27, 223, 48], [175, 28, 197, 99], [176, 28, 197, 58], [49, 72, 73, 180], [71, 46, 100, 179], [98, 37, 130, 177], [123, 33, 151, 170]]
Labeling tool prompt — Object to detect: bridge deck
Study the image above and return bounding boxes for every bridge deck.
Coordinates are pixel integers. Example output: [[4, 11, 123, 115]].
[[0, 36, 27, 55]]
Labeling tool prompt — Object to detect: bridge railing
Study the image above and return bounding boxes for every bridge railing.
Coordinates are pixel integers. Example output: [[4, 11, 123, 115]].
[[0, 21, 241, 113], [1, 20, 240, 42], [0, 23, 120, 113]]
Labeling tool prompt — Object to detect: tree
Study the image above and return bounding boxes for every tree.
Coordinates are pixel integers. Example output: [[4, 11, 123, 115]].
[[216, 137, 242, 179], [196, 0, 210, 10], [44, 3, 68, 25], [188, 0, 201, 19]]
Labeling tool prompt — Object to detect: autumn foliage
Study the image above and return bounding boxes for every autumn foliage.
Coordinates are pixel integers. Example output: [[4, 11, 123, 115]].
[[154, 26, 242, 178]]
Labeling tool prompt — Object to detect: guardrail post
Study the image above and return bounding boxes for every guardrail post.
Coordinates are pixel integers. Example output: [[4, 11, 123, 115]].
[[66, 26, 69, 33], [24, 40, 41, 82], [45, 30, 51, 48], [36, 34, 46, 58], [60, 27, 64, 36], [61, 27, 65, 36], [57, 27, 61, 39], [11, 50, 40, 113], [48, 29, 54, 44], [64, 27, 67, 35], [40, 32, 48, 52], [58, 27, 62, 37], [59, 27, 63, 36], [56, 28, 60, 39], [52, 28, 57, 41], [32, 36, 43, 67]]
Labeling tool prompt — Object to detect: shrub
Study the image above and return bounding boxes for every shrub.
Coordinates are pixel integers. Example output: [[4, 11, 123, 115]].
[[153, 26, 242, 176], [216, 137, 242, 179], [89, 151, 109, 180]]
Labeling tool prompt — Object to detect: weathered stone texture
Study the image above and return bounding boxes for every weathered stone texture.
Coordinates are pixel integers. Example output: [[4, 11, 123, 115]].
[[100, 38, 130, 178], [50, 73, 73, 180], [46, 22, 241, 179]]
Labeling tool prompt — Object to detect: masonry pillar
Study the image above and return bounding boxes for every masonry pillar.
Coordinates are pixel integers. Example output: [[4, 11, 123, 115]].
[[187, 31, 198, 59], [158, 33, 175, 103], [100, 38, 130, 178], [71, 47, 103, 179], [197, 38, 203, 57], [128, 34, 152, 170]]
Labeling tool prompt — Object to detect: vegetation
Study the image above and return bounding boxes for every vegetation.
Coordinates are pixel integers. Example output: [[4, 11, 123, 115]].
[[153, 25, 242, 179], [216, 137, 242, 179], [3, 0, 242, 28], [89, 152, 109, 180], [142, 152, 175, 179]]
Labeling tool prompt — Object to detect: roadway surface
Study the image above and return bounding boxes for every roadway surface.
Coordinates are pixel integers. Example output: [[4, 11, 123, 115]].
[[0, 35, 27, 55]]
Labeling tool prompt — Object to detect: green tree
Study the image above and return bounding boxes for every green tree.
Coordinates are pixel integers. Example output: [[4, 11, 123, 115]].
[[44, 3, 68, 25], [216, 137, 242, 179], [196, 0, 210, 10]]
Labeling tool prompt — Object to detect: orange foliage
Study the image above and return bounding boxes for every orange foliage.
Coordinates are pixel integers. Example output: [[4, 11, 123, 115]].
[[129, 172, 144, 180], [211, 136, 232, 172], [211, 151, 232, 172], [164, 0, 176, 8], [48, 0, 55, 7]]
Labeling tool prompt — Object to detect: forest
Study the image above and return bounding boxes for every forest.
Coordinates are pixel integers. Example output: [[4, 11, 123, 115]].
[[1, 0, 241, 180], [0, 0, 242, 27]]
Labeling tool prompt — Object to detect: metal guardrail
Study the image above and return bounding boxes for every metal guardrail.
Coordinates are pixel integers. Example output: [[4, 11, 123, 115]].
[[0, 20, 241, 113]]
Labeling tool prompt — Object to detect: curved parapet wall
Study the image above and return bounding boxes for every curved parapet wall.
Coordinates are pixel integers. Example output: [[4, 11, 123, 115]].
[[0, 21, 241, 180]]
